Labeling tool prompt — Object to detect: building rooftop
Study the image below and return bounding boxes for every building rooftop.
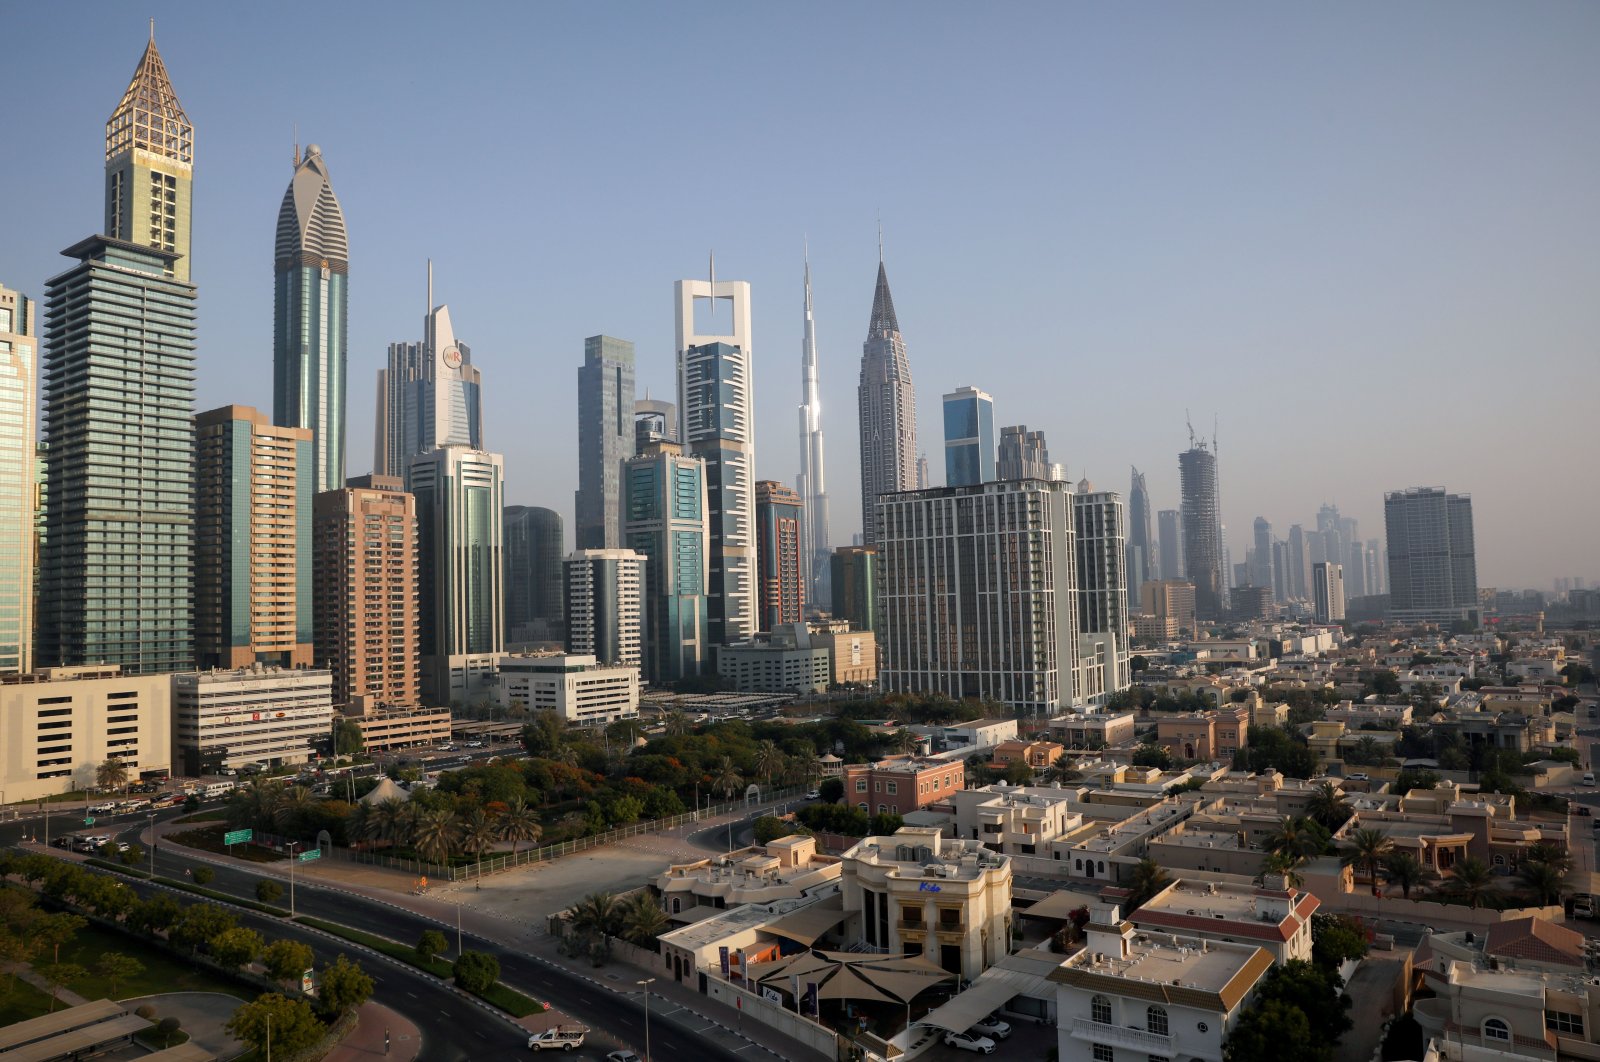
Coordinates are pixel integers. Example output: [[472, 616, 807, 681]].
[[1131, 879, 1320, 944], [1053, 932, 1274, 1010]]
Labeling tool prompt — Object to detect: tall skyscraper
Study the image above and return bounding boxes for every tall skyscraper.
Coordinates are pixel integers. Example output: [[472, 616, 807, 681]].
[[1348, 539, 1368, 599], [564, 549, 645, 669], [410, 446, 504, 700], [313, 477, 420, 709], [942, 386, 996, 488], [272, 143, 349, 494], [1287, 524, 1310, 600], [374, 266, 484, 483], [104, 29, 193, 281], [997, 426, 1050, 482], [755, 480, 804, 631], [575, 335, 635, 550], [624, 442, 708, 684], [1385, 487, 1478, 625], [1073, 486, 1131, 705], [0, 285, 37, 674], [1313, 562, 1345, 623], [1366, 538, 1384, 596], [194, 406, 313, 669], [675, 277, 756, 645], [796, 255, 832, 610], [830, 546, 876, 633], [1126, 467, 1153, 606], [857, 252, 917, 546], [1178, 440, 1223, 619], [1157, 509, 1183, 586], [1251, 517, 1273, 590], [877, 480, 1081, 717], [503, 506, 565, 644]]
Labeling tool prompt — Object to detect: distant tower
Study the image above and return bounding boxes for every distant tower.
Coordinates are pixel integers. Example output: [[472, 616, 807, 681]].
[[0, 285, 36, 674], [1157, 509, 1183, 585], [575, 335, 635, 550], [857, 248, 917, 545], [624, 442, 708, 683], [564, 549, 645, 668], [503, 506, 565, 644], [104, 26, 193, 280], [942, 386, 996, 487], [1313, 562, 1346, 623], [1126, 467, 1153, 604], [796, 253, 832, 609], [830, 546, 877, 633], [1384, 487, 1478, 625], [1179, 435, 1223, 619], [273, 143, 349, 494], [755, 480, 805, 631], [1252, 517, 1273, 589], [1288, 525, 1310, 600], [1075, 488, 1131, 704], [998, 426, 1050, 481], [676, 275, 756, 645]]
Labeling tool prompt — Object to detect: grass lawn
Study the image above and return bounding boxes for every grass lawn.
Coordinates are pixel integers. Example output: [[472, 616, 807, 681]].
[[55, 922, 254, 1002], [173, 810, 229, 824], [167, 824, 286, 864], [0, 978, 56, 1024]]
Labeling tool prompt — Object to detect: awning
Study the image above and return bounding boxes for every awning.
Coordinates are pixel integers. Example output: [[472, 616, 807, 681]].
[[753, 949, 955, 1004], [764, 896, 848, 946], [916, 962, 1056, 1033]]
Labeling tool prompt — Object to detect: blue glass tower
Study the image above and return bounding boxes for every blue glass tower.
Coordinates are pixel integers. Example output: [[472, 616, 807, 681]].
[[624, 442, 708, 683], [942, 385, 995, 487]]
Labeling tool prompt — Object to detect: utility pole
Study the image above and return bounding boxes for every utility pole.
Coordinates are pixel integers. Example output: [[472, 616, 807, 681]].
[[637, 978, 655, 1062]]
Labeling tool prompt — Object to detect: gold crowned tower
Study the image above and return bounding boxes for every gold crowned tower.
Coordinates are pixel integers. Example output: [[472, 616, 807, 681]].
[[104, 24, 193, 280]]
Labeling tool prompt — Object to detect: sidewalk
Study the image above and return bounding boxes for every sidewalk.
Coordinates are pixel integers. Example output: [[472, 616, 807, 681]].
[[324, 1001, 421, 1062]]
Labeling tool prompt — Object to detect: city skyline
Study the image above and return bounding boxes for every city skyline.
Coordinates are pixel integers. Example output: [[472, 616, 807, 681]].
[[2, 6, 1597, 588]]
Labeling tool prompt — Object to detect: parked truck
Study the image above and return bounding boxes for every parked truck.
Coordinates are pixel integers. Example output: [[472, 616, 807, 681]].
[[527, 1028, 586, 1052]]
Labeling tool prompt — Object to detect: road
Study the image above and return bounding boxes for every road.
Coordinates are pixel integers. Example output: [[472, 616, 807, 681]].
[[2, 809, 747, 1062]]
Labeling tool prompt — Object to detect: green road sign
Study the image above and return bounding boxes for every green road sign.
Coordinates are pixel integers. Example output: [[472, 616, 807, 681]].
[[223, 829, 252, 845], [83, 817, 95, 826], [298, 848, 321, 862]]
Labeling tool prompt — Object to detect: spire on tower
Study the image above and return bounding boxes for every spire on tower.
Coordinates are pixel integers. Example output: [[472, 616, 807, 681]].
[[867, 258, 899, 338], [106, 31, 193, 166]]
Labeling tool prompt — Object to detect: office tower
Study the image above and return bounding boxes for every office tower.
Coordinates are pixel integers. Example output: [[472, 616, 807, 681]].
[[1271, 541, 1290, 604], [374, 266, 484, 482], [1287, 525, 1310, 600], [313, 478, 420, 709], [916, 454, 931, 490], [39, 233, 195, 673], [1365, 538, 1383, 596], [1124, 467, 1153, 606], [194, 406, 313, 669], [857, 252, 917, 545], [1073, 487, 1130, 704], [942, 386, 996, 488], [272, 143, 349, 494], [1157, 509, 1183, 586], [410, 447, 504, 700], [575, 335, 636, 550], [1138, 580, 1197, 640], [1348, 539, 1368, 599], [675, 277, 756, 645], [624, 442, 708, 683], [1385, 487, 1478, 624], [1251, 517, 1273, 590], [503, 505, 565, 645], [876, 480, 1081, 717], [564, 549, 644, 669], [997, 426, 1050, 481], [1313, 562, 1345, 623], [755, 480, 805, 631], [830, 546, 876, 632], [0, 287, 36, 674], [634, 397, 677, 452], [795, 255, 832, 611], [104, 29, 193, 280], [1178, 441, 1223, 618]]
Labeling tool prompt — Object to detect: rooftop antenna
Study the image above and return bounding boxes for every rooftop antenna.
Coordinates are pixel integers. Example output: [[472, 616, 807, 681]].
[[426, 258, 433, 316], [877, 212, 884, 263], [149, 17, 155, 43], [293, 122, 300, 168], [707, 250, 717, 326]]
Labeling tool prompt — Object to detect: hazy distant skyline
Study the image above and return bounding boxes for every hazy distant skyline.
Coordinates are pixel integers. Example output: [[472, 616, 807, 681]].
[[4, 3, 1595, 590]]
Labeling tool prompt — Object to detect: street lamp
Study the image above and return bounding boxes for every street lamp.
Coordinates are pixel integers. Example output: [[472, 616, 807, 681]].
[[637, 978, 655, 1062], [147, 814, 156, 878], [287, 841, 300, 917]]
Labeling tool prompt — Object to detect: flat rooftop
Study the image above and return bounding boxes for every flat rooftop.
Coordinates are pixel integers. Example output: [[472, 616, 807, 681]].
[[1085, 935, 1265, 992]]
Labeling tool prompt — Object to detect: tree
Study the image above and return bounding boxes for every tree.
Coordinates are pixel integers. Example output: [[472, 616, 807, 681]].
[[618, 892, 669, 949], [1369, 670, 1402, 697], [1131, 743, 1173, 770], [818, 777, 844, 804], [869, 811, 905, 835], [1258, 851, 1305, 889], [1393, 769, 1438, 792], [712, 757, 744, 801], [1311, 914, 1370, 969], [498, 796, 542, 857], [263, 939, 315, 987], [752, 815, 790, 845], [1124, 858, 1172, 912], [209, 927, 265, 969], [255, 880, 284, 905], [39, 962, 86, 1012], [1130, 655, 1149, 674], [459, 807, 500, 881], [1304, 782, 1352, 831], [155, 1016, 182, 1047], [1521, 858, 1569, 906], [1225, 999, 1325, 1062], [171, 904, 235, 954], [95, 757, 129, 793], [409, 806, 460, 866], [662, 709, 690, 737], [754, 740, 784, 783], [568, 892, 621, 938], [1448, 856, 1495, 909], [1265, 817, 1326, 863], [453, 950, 499, 993], [1002, 760, 1035, 785], [32, 912, 86, 965], [415, 930, 448, 963], [317, 954, 374, 1017], [226, 994, 323, 1056], [889, 729, 920, 756], [128, 894, 182, 937], [192, 866, 215, 886], [94, 953, 143, 998], [335, 718, 365, 756], [1340, 828, 1394, 888], [1382, 851, 1427, 900]]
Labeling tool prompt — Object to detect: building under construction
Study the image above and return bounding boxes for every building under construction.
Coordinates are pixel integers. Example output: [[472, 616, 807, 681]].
[[1179, 432, 1223, 619]]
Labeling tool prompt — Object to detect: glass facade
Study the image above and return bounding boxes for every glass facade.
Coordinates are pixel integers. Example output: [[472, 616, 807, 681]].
[[503, 505, 564, 640], [0, 286, 36, 673], [575, 336, 635, 550], [942, 388, 995, 488], [411, 446, 504, 658], [624, 447, 708, 683]]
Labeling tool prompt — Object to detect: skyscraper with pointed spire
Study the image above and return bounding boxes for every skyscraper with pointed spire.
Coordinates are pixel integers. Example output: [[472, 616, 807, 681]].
[[104, 24, 193, 282], [273, 143, 349, 494], [856, 248, 917, 546], [796, 252, 831, 609], [1127, 467, 1153, 605]]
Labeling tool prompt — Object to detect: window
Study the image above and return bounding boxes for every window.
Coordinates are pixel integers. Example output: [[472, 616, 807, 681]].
[[1093, 1046, 1113, 1062], [858, 802, 868, 812], [1546, 1011, 1583, 1035], [1482, 1018, 1510, 1042], [1147, 1005, 1169, 1036], [887, 782, 897, 795], [1091, 995, 1111, 1025], [855, 780, 867, 793]]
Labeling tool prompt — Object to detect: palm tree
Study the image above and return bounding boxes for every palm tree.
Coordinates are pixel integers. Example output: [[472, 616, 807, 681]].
[[663, 710, 690, 737], [367, 798, 410, 847], [1265, 817, 1322, 862], [712, 757, 744, 801], [408, 807, 460, 867], [272, 786, 315, 833], [1521, 858, 1567, 907], [1341, 828, 1395, 887], [754, 740, 783, 785], [95, 758, 129, 794], [459, 808, 499, 882], [1382, 851, 1427, 900], [1124, 858, 1173, 913], [345, 803, 372, 847], [498, 797, 542, 858], [1304, 781, 1352, 831], [890, 729, 920, 756], [1526, 843, 1573, 877], [569, 892, 621, 938], [793, 748, 821, 786], [554, 744, 581, 768], [1449, 856, 1495, 910], [619, 892, 669, 948], [1257, 850, 1305, 889]]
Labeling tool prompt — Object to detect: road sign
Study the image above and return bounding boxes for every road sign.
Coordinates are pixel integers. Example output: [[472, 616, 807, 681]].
[[83, 817, 95, 826], [298, 848, 321, 862], [223, 828, 252, 845]]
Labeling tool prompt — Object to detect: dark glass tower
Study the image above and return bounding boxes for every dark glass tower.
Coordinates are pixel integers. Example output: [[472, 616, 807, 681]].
[[504, 505, 565, 643], [575, 335, 635, 550], [1179, 443, 1223, 619]]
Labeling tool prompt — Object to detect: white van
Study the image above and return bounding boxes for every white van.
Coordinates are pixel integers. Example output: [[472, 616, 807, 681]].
[[1584, 773, 1595, 787]]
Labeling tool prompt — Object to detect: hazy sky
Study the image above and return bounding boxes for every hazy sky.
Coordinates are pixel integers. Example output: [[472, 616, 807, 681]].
[[4, 3, 1596, 590]]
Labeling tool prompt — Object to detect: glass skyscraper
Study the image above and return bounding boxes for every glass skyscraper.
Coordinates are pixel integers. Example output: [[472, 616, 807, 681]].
[[410, 446, 505, 661], [942, 386, 995, 488], [273, 144, 349, 494], [624, 443, 708, 683], [575, 335, 635, 550], [0, 285, 37, 674], [503, 505, 565, 643]]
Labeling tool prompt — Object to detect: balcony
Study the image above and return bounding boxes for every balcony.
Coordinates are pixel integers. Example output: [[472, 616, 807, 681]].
[[1069, 1018, 1174, 1055]]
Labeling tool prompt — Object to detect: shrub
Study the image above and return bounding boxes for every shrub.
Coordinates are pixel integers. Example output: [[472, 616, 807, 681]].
[[453, 950, 499, 993]]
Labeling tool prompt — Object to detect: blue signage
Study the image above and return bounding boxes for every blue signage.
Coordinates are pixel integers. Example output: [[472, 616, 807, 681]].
[[918, 882, 942, 893]]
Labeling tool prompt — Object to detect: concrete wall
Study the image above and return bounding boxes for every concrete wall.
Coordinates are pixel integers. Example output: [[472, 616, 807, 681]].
[[704, 977, 836, 1060]]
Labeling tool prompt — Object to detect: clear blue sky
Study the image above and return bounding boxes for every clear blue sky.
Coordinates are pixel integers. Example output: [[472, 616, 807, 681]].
[[4, 2, 1596, 590]]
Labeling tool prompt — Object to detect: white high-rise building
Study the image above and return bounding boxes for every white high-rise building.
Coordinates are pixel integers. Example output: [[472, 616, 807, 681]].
[[1313, 561, 1345, 623], [1074, 485, 1131, 705], [675, 277, 756, 645], [795, 254, 831, 610], [563, 548, 645, 669], [173, 666, 333, 771]]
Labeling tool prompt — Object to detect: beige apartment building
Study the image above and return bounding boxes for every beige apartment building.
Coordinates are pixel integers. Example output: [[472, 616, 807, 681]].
[[313, 477, 420, 710], [0, 667, 173, 801], [1136, 579, 1198, 640]]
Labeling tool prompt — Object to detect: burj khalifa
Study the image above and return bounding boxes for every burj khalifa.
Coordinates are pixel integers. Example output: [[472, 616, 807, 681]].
[[796, 251, 832, 610]]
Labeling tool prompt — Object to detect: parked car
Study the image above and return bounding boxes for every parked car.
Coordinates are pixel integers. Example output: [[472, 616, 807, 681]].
[[1585, 773, 1596, 787], [804, 789, 821, 800], [970, 1017, 1011, 1040], [605, 1053, 640, 1062], [943, 1031, 996, 1054]]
